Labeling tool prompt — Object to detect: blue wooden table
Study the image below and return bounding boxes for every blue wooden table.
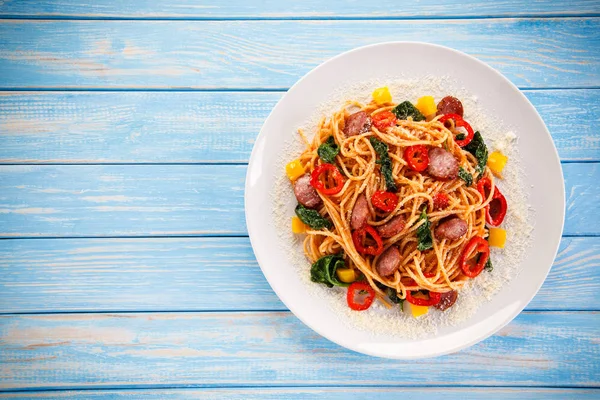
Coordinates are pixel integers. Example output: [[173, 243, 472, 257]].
[[0, 1, 599, 398]]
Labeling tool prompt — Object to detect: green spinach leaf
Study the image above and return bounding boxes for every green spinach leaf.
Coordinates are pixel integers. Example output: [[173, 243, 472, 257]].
[[376, 282, 404, 307], [369, 137, 398, 192], [464, 131, 488, 178], [386, 288, 403, 305], [458, 167, 473, 187], [482, 235, 494, 272], [484, 257, 493, 272], [310, 254, 349, 288], [416, 210, 433, 251], [392, 101, 425, 122], [317, 136, 340, 164], [295, 204, 332, 230]]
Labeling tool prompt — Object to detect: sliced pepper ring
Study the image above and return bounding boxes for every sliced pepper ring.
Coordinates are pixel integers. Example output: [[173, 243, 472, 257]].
[[346, 281, 376, 311], [403, 144, 430, 172], [310, 163, 345, 195], [406, 290, 442, 306], [352, 225, 384, 256], [460, 236, 490, 278], [487, 189, 507, 227], [477, 177, 507, 226], [477, 177, 493, 200], [438, 113, 474, 147], [371, 190, 399, 212]]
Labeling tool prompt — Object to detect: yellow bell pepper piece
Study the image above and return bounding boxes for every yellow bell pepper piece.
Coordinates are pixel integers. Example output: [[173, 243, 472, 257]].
[[407, 302, 429, 318], [487, 151, 508, 177], [336, 268, 357, 283], [285, 159, 305, 182], [372, 86, 392, 105], [488, 228, 507, 248], [416, 96, 437, 117], [291, 216, 308, 234]]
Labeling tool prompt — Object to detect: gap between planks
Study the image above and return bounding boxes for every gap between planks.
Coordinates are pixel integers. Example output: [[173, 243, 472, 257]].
[[1, 385, 600, 393], [0, 14, 600, 22]]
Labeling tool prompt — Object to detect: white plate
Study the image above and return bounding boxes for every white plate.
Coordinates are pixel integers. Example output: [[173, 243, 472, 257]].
[[245, 42, 565, 359]]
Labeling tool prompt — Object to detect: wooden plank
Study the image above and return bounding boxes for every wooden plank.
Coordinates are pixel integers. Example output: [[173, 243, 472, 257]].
[[0, 237, 597, 313], [0, 165, 248, 237], [0, 311, 598, 389], [1, 89, 598, 164], [0, 19, 598, 89], [0, 91, 276, 164], [0, 237, 283, 313], [1, 0, 599, 19], [1, 388, 598, 399], [0, 163, 596, 237], [526, 90, 600, 161]]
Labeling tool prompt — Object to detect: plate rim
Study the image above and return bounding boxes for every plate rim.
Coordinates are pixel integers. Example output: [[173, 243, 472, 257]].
[[244, 41, 566, 359]]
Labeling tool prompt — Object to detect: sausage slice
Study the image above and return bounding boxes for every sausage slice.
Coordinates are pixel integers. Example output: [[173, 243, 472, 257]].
[[436, 96, 464, 117], [293, 173, 321, 208], [376, 246, 402, 277], [350, 193, 369, 230], [434, 217, 468, 241], [344, 111, 372, 137], [376, 215, 406, 238], [427, 147, 458, 180], [434, 290, 458, 311]]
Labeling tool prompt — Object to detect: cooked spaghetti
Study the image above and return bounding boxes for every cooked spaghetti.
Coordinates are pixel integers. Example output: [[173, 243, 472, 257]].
[[288, 90, 508, 313]]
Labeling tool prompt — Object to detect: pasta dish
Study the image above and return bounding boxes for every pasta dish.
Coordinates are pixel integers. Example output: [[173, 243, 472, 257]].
[[286, 88, 509, 316]]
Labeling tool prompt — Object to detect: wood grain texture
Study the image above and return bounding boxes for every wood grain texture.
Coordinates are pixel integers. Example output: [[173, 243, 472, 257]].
[[0, 311, 598, 389], [0, 237, 597, 313], [1, 89, 598, 163], [0, 91, 273, 164], [0, 165, 247, 237], [0, 19, 598, 89], [0, 237, 283, 313], [0, 163, 596, 237], [1, 388, 599, 399], [1, 0, 599, 18]]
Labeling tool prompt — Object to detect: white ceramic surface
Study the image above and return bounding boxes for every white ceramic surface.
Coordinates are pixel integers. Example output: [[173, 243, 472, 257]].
[[245, 42, 565, 359]]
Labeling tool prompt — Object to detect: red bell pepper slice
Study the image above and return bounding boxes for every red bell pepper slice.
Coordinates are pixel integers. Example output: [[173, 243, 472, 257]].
[[477, 177, 507, 226], [406, 290, 442, 306], [371, 190, 399, 212], [346, 281, 375, 311], [460, 236, 490, 278], [352, 225, 384, 256], [423, 270, 436, 278], [371, 111, 397, 131], [403, 144, 429, 172], [432, 192, 449, 210], [487, 189, 507, 227], [310, 163, 345, 195], [477, 177, 493, 200], [438, 113, 474, 147]]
